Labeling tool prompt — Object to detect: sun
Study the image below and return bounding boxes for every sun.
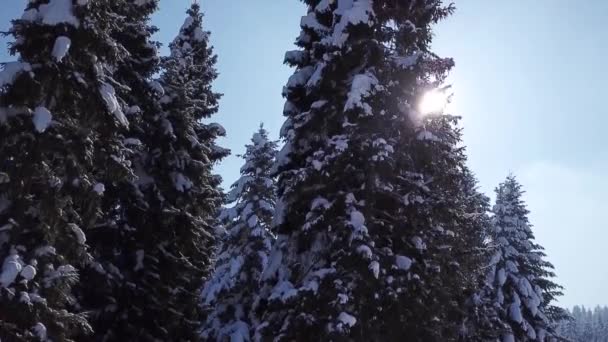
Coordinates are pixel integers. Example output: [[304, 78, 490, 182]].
[[418, 89, 449, 116]]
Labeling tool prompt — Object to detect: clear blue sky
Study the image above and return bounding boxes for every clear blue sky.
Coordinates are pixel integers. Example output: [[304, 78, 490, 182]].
[[1, 1, 605, 309]]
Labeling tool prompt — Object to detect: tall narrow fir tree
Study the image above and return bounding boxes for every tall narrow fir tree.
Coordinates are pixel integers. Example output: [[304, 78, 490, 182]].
[[80, 2, 228, 340], [202, 126, 278, 341], [486, 176, 565, 341]]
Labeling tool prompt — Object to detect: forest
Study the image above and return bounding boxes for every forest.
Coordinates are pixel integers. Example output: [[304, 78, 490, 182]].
[[0, 1, 600, 342]]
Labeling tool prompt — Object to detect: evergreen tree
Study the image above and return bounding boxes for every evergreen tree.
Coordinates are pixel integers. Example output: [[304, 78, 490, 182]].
[[255, 1, 488, 341], [201, 125, 278, 341], [74, 0, 163, 339], [80, 2, 228, 340], [486, 176, 565, 341], [454, 170, 501, 341], [0, 0, 143, 339], [557, 306, 608, 342]]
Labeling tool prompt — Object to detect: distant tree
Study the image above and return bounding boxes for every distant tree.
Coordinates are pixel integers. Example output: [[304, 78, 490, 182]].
[[201, 125, 278, 341], [486, 176, 565, 341]]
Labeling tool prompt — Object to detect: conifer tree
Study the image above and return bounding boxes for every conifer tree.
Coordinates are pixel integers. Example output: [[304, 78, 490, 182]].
[[73, 0, 164, 339], [486, 176, 565, 342], [80, 2, 228, 340], [255, 1, 488, 341], [0, 0, 143, 339], [201, 125, 278, 341]]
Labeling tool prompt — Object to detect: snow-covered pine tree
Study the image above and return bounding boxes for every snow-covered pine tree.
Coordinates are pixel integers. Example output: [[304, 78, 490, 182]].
[[134, 3, 229, 339], [450, 169, 503, 341], [80, 2, 228, 340], [74, 0, 162, 339], [255, 1, 489, 341], [487, 176, 565, 341], [201, 125, 278, 341], [0, 0, 145, 339]]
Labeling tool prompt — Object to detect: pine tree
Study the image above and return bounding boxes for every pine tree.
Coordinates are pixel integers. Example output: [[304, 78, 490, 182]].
[[73, 0, 163, 339], [254, 1, 490, 341], [486, 176, 565, 341], [79, 2, 228, 340], [0, 0, 144, 339], [201, 125, 278, 341], [454, 169, 502, 341]]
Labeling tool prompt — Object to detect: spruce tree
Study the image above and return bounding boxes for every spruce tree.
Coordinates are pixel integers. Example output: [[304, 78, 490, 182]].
[[255, 1, 488, 340], [80, 2, 228, 340], [73, 0, 163, 339], [0, 0, 144, 339], [201, 125, 278, 341], [487, 176, 565, 341]]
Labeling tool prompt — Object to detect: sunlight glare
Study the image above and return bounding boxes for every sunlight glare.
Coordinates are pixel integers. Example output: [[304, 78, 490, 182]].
[[418, 89, 449, 116]]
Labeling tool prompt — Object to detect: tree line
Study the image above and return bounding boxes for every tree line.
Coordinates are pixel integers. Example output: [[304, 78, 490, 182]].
[[0, 1, 569, 341]]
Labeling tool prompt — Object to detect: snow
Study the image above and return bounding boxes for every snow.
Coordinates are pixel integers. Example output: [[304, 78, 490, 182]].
[[93, 182, 105, 195], [269, 280, 298, 302], [311, 197, 330, 210], [0, 253, 22, 287], [315, 0, 332, 12], [228, 321, 250, 342], [32, 323, 47, 340], [285, 66, 314, 90], [99, 82, 128, 127], [262, 249, 282, 281], [328, 0, 374, 47], [417, 130, 441, 142], [208, 122, 227, 136], [0, 62, 31, 88], [180, 16, 194, 31], [172, 172, 193, 192], [344, 73, 378, 116], [284, 50, 306, 64], [229, 255, 245, 278], [509, 302, 523, 323], [395, 255, 412, 271], [123, 138, 141, 146], [22, 9, 38, 22], [502, 333, 515, 342], [356, 245, 372, 259], [19, 291, 31, 304], [52, 36, 71, 62], [69, 223, 86, 244], [193, 27, 207, 42], [39, 0, 80, 27], [32, 106, 52, 133], [307, 62, 326, 88], [526, 325, 537, 339], [312, 159, 323, 171], [20, 265, 37, 281], [337, 293, 349, 304], [35, 246, 56, 257], [349, 210, 366, 233], [411, 236, 426, 250], [369, 260, 379, 279], [149, 80, 164, 95], [301, 12, 326, 32], [329, 135, 349, 152], [134, 250, 144, 271], [247, 215, 259, 228], [496, 268, 506, 286], [392, 51, 421, 69], [337, 312, 357, 328]]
